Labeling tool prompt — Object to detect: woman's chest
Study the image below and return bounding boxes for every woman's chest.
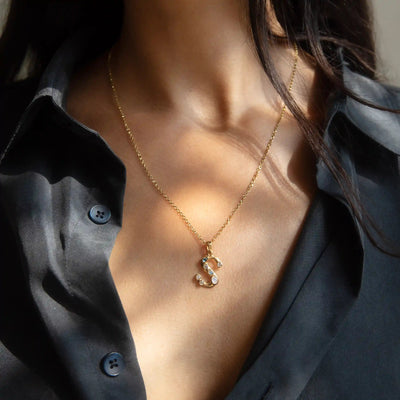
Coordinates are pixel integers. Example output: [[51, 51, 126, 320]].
[[67, 99, 316, 398], [107, 174, 313, 400]]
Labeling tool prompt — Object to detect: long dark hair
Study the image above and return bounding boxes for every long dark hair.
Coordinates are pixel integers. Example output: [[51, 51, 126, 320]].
[[0, 0, 397, 252]]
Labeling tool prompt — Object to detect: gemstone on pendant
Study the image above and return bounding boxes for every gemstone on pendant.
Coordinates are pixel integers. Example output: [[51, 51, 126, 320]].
[[198, 253, 222, 288]]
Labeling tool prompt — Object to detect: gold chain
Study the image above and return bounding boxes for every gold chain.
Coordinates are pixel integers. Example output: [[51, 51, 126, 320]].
[[107, 44, 298, 245], [107, 43, 298, 287]]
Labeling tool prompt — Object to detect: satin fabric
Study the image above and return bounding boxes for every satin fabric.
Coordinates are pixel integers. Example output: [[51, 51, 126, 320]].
[[1, 26, 400, 400]]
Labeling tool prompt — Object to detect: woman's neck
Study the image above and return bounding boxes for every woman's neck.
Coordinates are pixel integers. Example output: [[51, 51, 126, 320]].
[[111, 0, 299, 125]]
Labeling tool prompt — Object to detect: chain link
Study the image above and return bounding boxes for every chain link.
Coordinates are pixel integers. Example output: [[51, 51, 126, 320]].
[[107, 43, 298, 246]]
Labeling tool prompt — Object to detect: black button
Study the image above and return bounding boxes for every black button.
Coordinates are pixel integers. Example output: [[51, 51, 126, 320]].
[[88, 205, 111, 224], [101, 352, 125, 377]]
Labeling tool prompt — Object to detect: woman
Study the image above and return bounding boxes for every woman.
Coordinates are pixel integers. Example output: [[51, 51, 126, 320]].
[[0, 1, 399, 399]]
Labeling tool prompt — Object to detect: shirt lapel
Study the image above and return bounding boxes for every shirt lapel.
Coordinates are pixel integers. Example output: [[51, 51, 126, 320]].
[[227, 109, 365, 399]]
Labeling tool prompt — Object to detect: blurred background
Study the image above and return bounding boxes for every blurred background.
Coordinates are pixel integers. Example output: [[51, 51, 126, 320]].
[[373, 0, 400, 84], [0, 0, 399, 84]]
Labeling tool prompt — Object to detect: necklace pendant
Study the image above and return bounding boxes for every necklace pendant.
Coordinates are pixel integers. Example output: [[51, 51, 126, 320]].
[[195, 242, 223, 288]]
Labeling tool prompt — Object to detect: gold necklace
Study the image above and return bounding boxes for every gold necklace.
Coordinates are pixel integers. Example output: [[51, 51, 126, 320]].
[[107, 44, 298, 288]]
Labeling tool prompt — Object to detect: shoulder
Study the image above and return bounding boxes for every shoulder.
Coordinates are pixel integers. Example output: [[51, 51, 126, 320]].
[[319, 69, 400, 247], [326, 66, 400, 194], [340, 66, 400, 155], [0, 77, 40, 155]]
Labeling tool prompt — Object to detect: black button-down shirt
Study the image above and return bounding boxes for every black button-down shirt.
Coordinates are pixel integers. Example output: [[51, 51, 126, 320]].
[[1, 26, 400, 400]]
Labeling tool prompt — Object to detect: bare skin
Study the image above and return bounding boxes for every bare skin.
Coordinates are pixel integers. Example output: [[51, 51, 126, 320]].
[[67, 1, 324, 399]]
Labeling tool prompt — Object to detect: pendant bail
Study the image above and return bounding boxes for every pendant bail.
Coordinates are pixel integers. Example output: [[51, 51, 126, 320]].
[[206, 241, 213, 256]]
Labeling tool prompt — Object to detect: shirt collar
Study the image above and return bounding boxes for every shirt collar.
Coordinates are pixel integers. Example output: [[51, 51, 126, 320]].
[[33, 25, 103, 109], [5, 25, 105, 155], [338, 59, 400, 155]]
